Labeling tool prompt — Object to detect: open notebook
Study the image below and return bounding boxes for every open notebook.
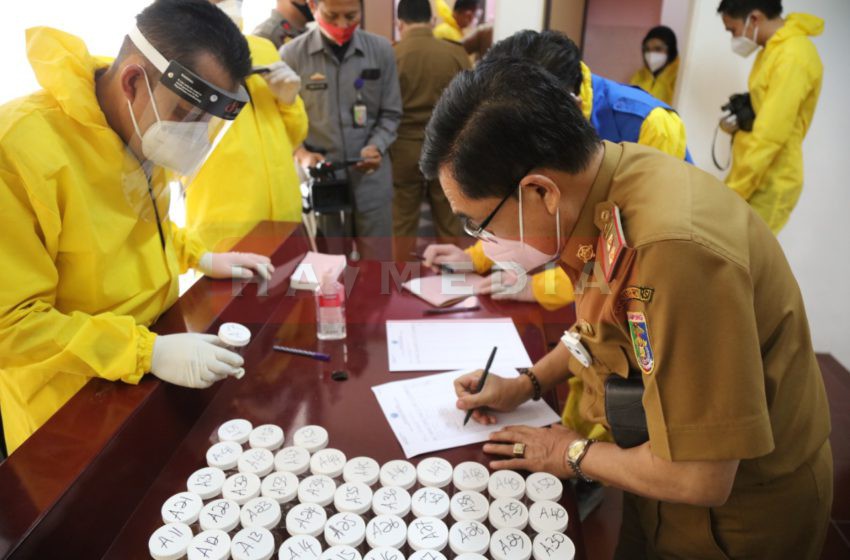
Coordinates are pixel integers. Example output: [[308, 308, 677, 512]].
[[402, 273, 488, 307], [290, 252, 347, 290]]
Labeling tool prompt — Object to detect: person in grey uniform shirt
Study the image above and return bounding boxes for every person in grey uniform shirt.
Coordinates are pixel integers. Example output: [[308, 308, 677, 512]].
[[281, 0, 402, 260]]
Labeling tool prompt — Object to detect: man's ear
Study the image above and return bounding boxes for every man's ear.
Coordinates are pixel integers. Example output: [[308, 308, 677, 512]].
[[120, 63, 146, 105], [520, 172, 561, 214]]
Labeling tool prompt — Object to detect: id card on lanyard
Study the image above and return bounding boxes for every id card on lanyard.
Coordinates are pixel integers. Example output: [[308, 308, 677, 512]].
[[352, 77, 367, 128]]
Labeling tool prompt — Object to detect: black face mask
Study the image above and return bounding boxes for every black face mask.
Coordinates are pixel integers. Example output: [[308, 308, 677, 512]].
[[293, 1, 314, 22]]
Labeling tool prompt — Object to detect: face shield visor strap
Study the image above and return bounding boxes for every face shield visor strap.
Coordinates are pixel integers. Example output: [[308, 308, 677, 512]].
[[126, 25, 249, 121]]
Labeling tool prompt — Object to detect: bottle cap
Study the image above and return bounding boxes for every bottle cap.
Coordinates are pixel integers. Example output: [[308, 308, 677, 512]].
[[452, 461, 489, 493], [528, 500, 568, 534], [310, 448, 347, 478], [249, 424, 285, 450], [218, 419, 253, 444], [293, 425, 329, 453], [240, 496, 282, 530], [297, 474, 336, 507], [525, 473, 563, 503], [455, 555, 488, 560], [408, 552, 448, 560], [532, 532, 575, 560], [261, 471, 299, 504], [343, 456, 380, 486], [187, 466, 226, 500], [449, 520, 491, 555], [188, 530, 231, 560], [366, 515, 407, 549], [490, 528, 533, 560], [206, 441, 243, 470], [372, 486, 412, 517], [274, 446, 311, 475], [364, 547, 404, 560], [488, 470, 526, 500], [324, 512, 366, 548], [320, 546, 361, 560], [334, 482, 373, 515], [278, 535, 322, 560], [222, 472, 261, 505], [450, 490, 489, 523], [231, 526, 275, 560], [416, 457, 453, 488], [199, 499, 240, 532], [286, 503, 328, 538], [379, 460, 416, 489], [411, 487, 450, 519], [218, 323, 251, 347], [238, 448, 275, 477], [161, 491, 203, 525], [488, 498, 529, 531], [149, 523, 192, 560], [407, 517, 449, 552]]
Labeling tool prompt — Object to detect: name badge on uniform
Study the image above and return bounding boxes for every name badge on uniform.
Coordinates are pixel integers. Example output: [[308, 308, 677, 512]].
[[594, 202, 626, 283], [306, 72, 328, 91], [561, 330, 592, 368]]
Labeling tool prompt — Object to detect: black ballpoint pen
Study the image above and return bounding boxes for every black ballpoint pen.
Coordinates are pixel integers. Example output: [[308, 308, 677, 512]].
[[463, 346, 498, 426]]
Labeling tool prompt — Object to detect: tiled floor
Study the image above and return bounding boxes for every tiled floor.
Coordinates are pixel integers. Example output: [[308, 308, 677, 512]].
[[572, 354, 850, 560]]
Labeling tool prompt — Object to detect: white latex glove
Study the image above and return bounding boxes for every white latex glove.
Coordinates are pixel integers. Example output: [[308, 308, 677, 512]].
[[422, 243, 473, 273], [198, 252, 274, 281], [261, 61, 302, 105], [150, 333, 245, 388], [479, 269, 536, 302]]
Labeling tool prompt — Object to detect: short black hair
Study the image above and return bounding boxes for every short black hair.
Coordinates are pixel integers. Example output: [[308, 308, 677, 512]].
[[135, 0, 251, 82], [420, 59, 600, 200], [717, 0, 782, 19], [397, 0, 432, 23], [453, 0, 479, 12], [484, 30, 583, 95], [643, 25, 678, 61]]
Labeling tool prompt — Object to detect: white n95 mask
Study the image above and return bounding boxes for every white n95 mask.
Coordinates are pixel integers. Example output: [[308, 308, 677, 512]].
[[126, 69, 213, 176], [731, 15, 759, 57], [481, 186, 562, 275], [644, 51, 667, 73]]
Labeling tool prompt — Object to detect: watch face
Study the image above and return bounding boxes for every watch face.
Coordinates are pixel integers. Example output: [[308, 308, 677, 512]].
[[568, 440, 585, 461]]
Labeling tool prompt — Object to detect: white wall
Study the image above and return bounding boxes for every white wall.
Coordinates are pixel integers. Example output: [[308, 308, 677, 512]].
[[676, 0, 850, 368], [493, 0, 545, 41]]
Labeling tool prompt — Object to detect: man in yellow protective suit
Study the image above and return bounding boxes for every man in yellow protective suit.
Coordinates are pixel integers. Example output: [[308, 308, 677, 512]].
[[186, 0, 309, 252], [433, 0, 478, 44], [0, 0, 275, 455], [718, 0, 823, 234], [424, 31, 692, 314]]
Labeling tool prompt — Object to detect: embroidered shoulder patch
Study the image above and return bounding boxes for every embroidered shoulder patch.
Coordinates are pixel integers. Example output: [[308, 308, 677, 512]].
[[627, 311, 655, 374]]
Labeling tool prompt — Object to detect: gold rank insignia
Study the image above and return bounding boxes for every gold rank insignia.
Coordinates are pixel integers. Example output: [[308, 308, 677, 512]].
[[627, 311, 655, 374], [577, 244, 595, 264], [594, 202, 626, 283]]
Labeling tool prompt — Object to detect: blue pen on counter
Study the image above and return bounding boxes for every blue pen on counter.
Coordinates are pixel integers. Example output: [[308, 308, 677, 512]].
[[273, 345, 331, 362], [463, 345, 498, 426]]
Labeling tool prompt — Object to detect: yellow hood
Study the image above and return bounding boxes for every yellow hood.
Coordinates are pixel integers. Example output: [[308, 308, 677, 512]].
[[770, 13, 824, 46], [25, 27, 112, 130], [436, 0, 462, 33]]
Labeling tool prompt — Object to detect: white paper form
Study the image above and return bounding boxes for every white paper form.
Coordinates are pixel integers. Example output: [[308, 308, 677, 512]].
[[372, 368, 561, 458], [386, 318, 533, 372]]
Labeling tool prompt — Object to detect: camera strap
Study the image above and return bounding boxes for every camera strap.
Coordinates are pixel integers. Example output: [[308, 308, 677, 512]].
[[712, 122, 733, 171]]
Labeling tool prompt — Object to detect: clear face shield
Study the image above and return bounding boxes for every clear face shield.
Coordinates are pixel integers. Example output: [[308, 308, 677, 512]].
[[122, 25, 248, 231]]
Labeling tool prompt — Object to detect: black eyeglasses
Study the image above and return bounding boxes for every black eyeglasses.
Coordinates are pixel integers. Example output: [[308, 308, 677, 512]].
[[462, 170, 531, 241]]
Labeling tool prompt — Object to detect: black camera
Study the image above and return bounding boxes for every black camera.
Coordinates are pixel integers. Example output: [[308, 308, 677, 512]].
[[722, 92, 756, 132], [302, 160, 361, 215]]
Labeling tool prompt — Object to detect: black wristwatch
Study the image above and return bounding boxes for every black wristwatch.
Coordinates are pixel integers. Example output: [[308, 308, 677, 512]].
[[518, 368, 542, 401]]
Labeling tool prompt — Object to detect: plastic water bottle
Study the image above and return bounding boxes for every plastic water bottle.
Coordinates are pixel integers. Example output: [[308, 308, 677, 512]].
[[315, 272, 346, 340]]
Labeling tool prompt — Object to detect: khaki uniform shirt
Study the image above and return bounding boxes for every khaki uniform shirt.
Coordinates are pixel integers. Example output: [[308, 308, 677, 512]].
[[563, 141, 832, 558], [393, 27, 470, 141], [252, 9, 307, 50]]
